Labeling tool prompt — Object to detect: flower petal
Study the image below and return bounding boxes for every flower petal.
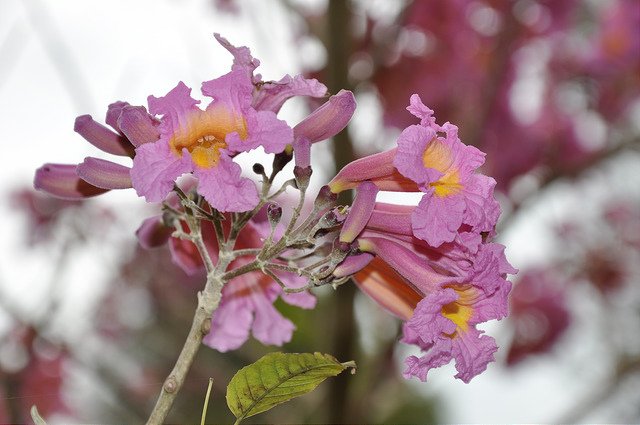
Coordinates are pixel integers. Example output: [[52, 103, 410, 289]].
[[194, 156, 259, 212], [253, 74, 327, 113], [230, 109, 292, 154], [130, 140, 192, 203], [204, 293, 253, 352], [148, 81, 200, 136], [412, 191, 465, 247]]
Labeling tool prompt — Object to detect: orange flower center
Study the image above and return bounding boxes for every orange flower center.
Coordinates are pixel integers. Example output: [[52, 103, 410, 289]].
[[170, 106, 248, 168], [422, 138, 463, 197]]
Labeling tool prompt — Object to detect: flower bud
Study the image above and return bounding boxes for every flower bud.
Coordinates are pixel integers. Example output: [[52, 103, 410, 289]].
[[34, 164, 108, 199], [74, 115, 134, 157], [76, 157, 132, 189], [267, 203, 282, 228], [293, 165, 313, 191], [252, 163, 266, 176]]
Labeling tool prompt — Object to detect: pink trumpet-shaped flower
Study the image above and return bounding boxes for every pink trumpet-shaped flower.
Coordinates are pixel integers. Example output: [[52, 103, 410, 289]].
[[351, 231, 513, 383], [330, 94, 500, 247]]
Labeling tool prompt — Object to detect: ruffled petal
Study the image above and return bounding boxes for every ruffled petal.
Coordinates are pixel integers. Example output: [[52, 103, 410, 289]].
[[461, 174, 500, 232], [251, 294, 296, 346], [204, 294, 253, 352], [194, 156, 259, 212], [230, 109, 292, 154], [406, 94, 437, 128], [253, 74, 327, 113], [201, 67, 253, 117], [402, 289, 458, 345], [214, 33, 260, 79], [148, 81, 200, 136], [394, 125, 441, 184], [403, 341, 452, 382], [412, 191, 465, 247], [451, 329, 497, 383], [130, 140, 192, 202]]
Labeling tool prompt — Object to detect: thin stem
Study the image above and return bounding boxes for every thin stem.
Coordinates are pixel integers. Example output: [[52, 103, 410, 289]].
[[200, 378, 214, 425], [285, 185, 306, 236], [230, 248, 262, 259], [266, 262, 314, 278]]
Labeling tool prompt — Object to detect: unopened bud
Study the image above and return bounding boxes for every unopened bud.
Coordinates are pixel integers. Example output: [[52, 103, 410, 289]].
[[267, 203, 282, 227], [314, 185, 338, 209], [294, 166, 313, 191], [252, 163, 266, 176]]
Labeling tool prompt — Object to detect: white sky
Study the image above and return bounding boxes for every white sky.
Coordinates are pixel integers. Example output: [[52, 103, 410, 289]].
[[0, 0, 638, 423]]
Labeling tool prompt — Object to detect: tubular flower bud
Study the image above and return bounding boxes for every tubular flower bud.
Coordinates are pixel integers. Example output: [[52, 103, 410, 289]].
[[339, 181, 378, 243], [293, 89, 356, 144], [328, 148, 418, 194], [74, 114, 134, 157], [76, 157, 132, 190], [34, 164, 108, 199]]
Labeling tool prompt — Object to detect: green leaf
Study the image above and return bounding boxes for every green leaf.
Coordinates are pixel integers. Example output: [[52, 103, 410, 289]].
[[30, 405, 48, 425], [226, 352, 356, 423]]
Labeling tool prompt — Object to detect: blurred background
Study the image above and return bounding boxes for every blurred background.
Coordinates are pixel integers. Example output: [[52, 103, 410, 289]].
[[1, 0, 639, 423]]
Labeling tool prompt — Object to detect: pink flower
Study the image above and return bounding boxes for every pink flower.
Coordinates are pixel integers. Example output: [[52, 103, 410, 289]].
[[332, 193, 515, 382], [352, 231, 514, 383], [330, 95, 500, 247], [131, 70, 292, 211]]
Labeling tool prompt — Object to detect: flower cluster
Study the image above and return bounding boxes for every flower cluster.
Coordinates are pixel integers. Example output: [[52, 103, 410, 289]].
[[34, 34, 514, 384], [328, 96, 516, 382]]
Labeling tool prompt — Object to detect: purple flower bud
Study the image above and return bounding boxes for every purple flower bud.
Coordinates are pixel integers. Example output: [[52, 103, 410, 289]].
[[339, 181, 378, 243], [76, 157, 133, 190], [105, 101, 130, 132], [74, 115, 134, 157], [293, 90, 356, 144], [267, 203, 282, 227], [333, 253, 374, 278], [117, 105, 160, 147], [314, 185, 338, 209], [293, 165, 313, 190], [34, 164, 108, 199]]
